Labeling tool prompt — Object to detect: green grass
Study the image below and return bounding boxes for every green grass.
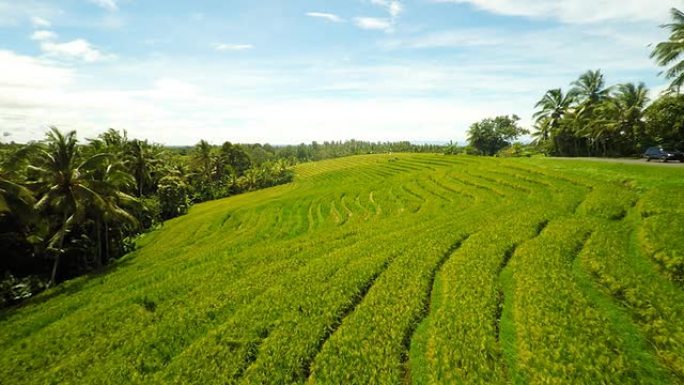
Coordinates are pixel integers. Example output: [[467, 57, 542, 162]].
[[1, 154, 684, 385]]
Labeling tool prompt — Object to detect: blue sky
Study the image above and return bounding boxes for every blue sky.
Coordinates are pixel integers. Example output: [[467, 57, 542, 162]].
[[0, 0, 680, 145]]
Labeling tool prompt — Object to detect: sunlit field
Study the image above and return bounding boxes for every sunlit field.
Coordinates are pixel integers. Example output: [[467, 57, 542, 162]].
[[1, 154, 682, 385]]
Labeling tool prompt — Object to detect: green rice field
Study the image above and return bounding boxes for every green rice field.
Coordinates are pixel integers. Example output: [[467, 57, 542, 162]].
[[1, 154, 683, 385]]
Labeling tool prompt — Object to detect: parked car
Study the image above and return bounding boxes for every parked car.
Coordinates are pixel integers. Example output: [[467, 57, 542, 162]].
[[644, 146, 684, 162]]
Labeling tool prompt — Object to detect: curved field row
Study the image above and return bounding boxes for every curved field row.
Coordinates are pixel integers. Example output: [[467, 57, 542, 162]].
[[1, 154, 683, 385]]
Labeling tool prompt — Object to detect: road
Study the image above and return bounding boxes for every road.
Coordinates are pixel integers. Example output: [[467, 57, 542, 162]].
[[553, 157, 684, 167]]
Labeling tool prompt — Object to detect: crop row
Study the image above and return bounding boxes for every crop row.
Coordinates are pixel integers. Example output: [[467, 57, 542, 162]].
[[575, 185, 636, 220], [307, 215, 485, 384], [637, 186, 684, 217], [639, 213, 684, 285], [411, 207, 550, 385], [580, 218, 684, 380], [510, 218, 644, 384], [1, 216, 377, 384]]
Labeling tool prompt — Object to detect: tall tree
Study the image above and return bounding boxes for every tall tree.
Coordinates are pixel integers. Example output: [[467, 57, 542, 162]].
[[651, 8, 684, 92], [31, 128, 109, 285], [219, 142, 252, 177], [466, 115, 528, 156], [192, 140, 215, 182], [533, 88, 574, 145], [569, 70, 611, 116], [567, 70, 612, 155], [644, 94, 684, 149], [126, 139, 159, 197], [88, 157, 139, 266], [606, 83, 650, 153]]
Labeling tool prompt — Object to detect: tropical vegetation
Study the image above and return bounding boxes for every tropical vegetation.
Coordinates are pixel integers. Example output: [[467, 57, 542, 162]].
[[0, 127, 298, 304], [523, 7, 684, 156]]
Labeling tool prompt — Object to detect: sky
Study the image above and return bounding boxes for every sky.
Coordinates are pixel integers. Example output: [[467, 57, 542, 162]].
[[0, 0, 680, 145]]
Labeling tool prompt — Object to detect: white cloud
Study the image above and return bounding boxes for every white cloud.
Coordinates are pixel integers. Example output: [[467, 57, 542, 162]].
[[371, 0, 404, 18], [306, 12, 345, 23], [0, 50, 519, 145], [432, 0, 678, 23], [0, 41, 668, 145], [30, 16, 51, 28], [89, 0, 118, 12], [0, 50, 72, 89], [40, 39, 111, 62], [389, 2, 403, 18], [29, 28, 112, 63], [0, 5, 671, 146], [214, 43, 254, 51], [356, 0, 403, 32], [31, 30, 58, 41], [354, 17, 393, 31]]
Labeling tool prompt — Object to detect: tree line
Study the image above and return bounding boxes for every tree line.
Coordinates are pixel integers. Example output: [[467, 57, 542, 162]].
[[465, 8, 684, 157]]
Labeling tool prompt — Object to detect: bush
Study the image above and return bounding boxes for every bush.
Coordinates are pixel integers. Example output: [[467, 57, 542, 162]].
[[0, 273, 47, 307], [158, 176, 191, 220]]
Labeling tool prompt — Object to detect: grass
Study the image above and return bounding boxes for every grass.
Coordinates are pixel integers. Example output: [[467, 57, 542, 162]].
[[1, 153, 683, 385]]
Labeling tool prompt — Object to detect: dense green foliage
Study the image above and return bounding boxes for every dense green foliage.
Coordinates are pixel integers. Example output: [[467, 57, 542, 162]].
[[272, 140, 446, 162], [530, 70, 655, 156], [465, 115, 528, 156], [0, 154, 682, 384], [0, 128, 296, 303], [523, 8, 684, 157]]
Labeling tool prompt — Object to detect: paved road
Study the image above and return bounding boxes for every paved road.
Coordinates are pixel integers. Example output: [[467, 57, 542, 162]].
[[553, 157, 684, 167]]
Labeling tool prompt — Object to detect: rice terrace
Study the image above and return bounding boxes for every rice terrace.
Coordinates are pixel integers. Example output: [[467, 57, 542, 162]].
[[1, 154, 683, 384], [4, 1, 684, 384]]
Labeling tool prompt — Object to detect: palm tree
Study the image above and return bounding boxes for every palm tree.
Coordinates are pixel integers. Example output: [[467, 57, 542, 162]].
[[241, 168, 261, 191], [99, 128, 129, 151], [0, 145, 38, 222], [533, 88, 574, 141], [192, 140, 214, 182], [31, 127, 110, 285], [569, 70, 611, 114], [651, 8, 684, 92], [605, 83, 650, 153], [88, 157, 139, 266], [566, 70, 613, 155], [0, 176, 36, 225], [531, 119, 550, 146], [126, 139, 158, 197]]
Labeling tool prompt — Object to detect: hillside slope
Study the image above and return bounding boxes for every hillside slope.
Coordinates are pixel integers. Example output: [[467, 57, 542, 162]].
[[1, 154, 683, 385]]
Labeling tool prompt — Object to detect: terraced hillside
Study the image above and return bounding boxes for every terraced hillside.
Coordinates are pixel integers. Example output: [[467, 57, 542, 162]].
[[1, 154, 683, 385]]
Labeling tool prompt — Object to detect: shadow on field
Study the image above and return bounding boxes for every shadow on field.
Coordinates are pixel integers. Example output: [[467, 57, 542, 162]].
[[0, 257, 136, 321]]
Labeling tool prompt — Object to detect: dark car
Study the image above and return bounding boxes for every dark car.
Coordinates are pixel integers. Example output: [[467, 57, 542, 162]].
[[644, 146, 684, 162]]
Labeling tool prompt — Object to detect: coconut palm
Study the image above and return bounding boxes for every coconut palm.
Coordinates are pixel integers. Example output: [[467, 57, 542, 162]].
[[603, 82, 650, 153], [126, 139, 160, 197], [31, 127, 111, 285], [569, 70, 611, 115], [192, 140, 214, 181], [88, 157, 139, 266], [0, 176, 36, 225], [533, 88, 574, 142], [651, 8, 684, 92], [240, 168, 261, 191], [565, 70, 613, 155], [531, 119, 551, 146]]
